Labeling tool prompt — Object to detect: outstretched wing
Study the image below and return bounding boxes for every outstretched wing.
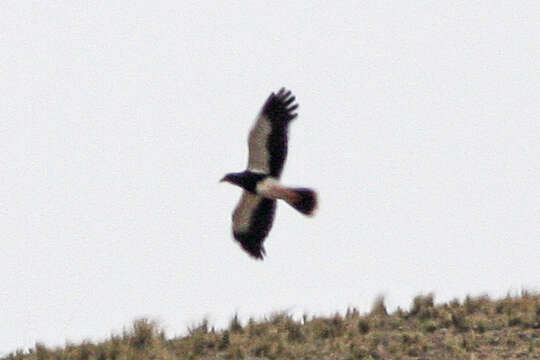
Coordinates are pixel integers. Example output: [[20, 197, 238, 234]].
[[232, 191, 276, 259], [247, 88, 298, 178]]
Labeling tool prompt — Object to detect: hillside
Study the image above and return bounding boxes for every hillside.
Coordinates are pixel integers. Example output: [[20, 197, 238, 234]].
[[4, 292, 539, 360]]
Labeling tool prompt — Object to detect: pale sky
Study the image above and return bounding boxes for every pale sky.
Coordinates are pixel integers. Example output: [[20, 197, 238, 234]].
[[2, 1, 540, 354]]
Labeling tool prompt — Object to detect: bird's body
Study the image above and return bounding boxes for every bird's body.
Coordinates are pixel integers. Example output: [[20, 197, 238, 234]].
[[221, 88, 317, 259]]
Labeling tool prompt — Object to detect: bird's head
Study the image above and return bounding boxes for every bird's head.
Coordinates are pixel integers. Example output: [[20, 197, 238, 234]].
[[220, 172, 242, 186]]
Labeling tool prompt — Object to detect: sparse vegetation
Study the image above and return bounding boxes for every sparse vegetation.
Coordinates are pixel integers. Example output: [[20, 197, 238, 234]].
[[3, 293, 539, 359]]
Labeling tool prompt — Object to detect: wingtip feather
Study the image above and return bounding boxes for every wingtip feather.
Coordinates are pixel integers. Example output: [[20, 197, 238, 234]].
[[234, 231, 266, 260], [262, 88, 298, 122]]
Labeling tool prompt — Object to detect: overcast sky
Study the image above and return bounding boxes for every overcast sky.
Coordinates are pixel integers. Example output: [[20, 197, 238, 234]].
[[2, 1, 540, 354]]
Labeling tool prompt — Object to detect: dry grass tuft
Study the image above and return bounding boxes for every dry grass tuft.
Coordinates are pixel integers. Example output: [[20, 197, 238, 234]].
[[4, 292, 539, 360]]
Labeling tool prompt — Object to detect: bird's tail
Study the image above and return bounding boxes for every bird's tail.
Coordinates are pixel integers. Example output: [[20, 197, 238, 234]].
[[286, 188, 318, 216]]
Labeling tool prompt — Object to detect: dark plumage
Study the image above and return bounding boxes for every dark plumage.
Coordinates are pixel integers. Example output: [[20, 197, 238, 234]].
[[260, 88, 298, 177], [232, 197, 275, 259], [221, 88, 318, 259]]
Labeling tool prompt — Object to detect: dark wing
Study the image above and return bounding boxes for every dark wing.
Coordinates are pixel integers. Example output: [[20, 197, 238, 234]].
[[247, 88, 298, 178], [232, 191, 276, 259]]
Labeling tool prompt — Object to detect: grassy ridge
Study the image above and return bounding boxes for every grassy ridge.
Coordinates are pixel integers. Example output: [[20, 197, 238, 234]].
[[4, 292, 539, 359]]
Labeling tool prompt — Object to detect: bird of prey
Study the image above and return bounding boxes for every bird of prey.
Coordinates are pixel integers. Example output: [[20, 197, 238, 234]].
[[221, 88, 318, 259]]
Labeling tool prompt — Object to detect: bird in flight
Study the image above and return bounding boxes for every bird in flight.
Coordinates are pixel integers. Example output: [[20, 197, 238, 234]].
[[221, 88, 318, 259]]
